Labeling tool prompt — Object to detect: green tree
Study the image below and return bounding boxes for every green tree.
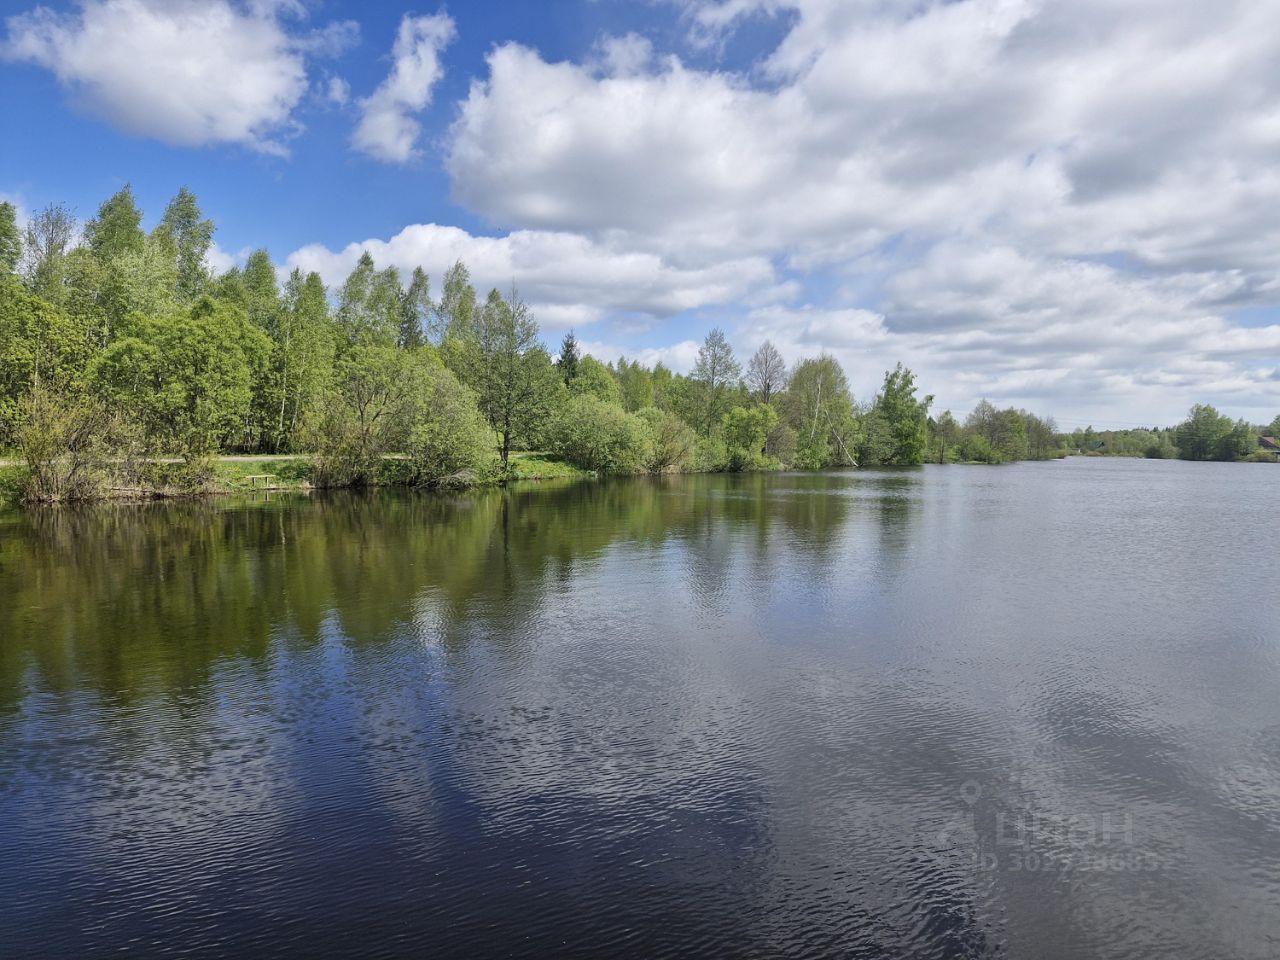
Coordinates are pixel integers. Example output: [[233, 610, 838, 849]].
[[335, 254, 403, 348], [84, 185, 144, 261], [0, 201, 23, 274], [550, 394, 652, 473], [436, 260, 476, 341], [930, 410, 960, 463], [461, 287, 560, 465], [155, 187, 213, 303], [241, 249, 280, 331], [637, 406, 695, 472], [721, 403, 778, 471], [21, 203, 78, 303], [0, 276, 91, 444], [407, 366, 496, 485], [400, 267, 432, 349], [1023, 411, 1060, 459], [570, 355, 623, 405], [1215, 419, 1255, 462], [270, 269, 335, 450], [336, 252, 376, 346], [84, 233, 178, 345], [90, 299, 270, 457], [556, 330, 580, 385], [303, 346, 432, 486], [1174, 404, 1238, 461], [873, 362, 932, 465], [614, 356, 654, 411], [783, 354, 859, 467], [691, 327, 741, 434], [966, 400, 1027, 461], [15, 381, 119, 502]]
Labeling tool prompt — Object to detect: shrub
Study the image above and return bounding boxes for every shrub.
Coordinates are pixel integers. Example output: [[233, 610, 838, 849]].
[[302, 346, 432, 487], [549, 394, 652, 474], [637, 407, 696, 473], [16, 383, 117, 502], [407, 368, 497, 486], [721, 404, 778, 471], [957, 433, 1004, 464]]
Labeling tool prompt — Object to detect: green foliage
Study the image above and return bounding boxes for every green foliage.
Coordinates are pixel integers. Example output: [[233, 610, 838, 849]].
[[78, 233, 178, 343], [16, 382, 118, 502], [84, 185, 144, 261], [268, 270, 335, 452], [1022, 411, 1060, 460], [1174, 404, 1254, 461], [614, 357, 654, 411], [449, 287, 560, 463], [929, 410, 961, 463], [857, 408, 896, 467], [90, 299, 271, 457], [549, 393, 652, 474], [637, 406, 696, 473], [873, 363, 932, 465], [155, 187, 213, 303], [783, 354, 859, 467], [570, 354, 623, 405], [436, 260, 476, 340], [721, 403, 778, 471], [407, 367, 498, 486], [336, 253, 403, 348], [966, 400, 1027, 462], [691, 327, 742, 434], [241, 249, 280, 330], [401, 267, 432, 349], [957, 432, 1004, 463], [556, 330, 580, 385], [0, 275, 91, 444], [505, 452, 591, 481], [0, 201, 22, 273], [303, 346, 432, 487], [21, 203, 77, 304]]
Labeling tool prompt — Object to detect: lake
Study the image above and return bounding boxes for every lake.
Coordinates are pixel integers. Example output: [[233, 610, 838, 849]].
[[1, 458, 1277, 959]]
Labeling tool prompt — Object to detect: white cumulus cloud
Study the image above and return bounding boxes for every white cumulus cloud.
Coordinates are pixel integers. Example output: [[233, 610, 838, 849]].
[[352, 12, 455, 163], [286, 222, 778, 331], [438, 0, 1280, 421], [2, 0, 352, 155]]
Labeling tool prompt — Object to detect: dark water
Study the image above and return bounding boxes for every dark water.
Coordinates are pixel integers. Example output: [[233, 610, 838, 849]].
[[1, 459, 1278, 959]]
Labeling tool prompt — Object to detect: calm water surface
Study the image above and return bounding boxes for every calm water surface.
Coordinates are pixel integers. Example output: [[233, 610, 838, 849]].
[[1, 458, 1278, 958]]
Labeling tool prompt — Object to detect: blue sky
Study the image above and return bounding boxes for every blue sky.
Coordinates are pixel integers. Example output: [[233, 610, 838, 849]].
[[2, 0, 1279, 425]]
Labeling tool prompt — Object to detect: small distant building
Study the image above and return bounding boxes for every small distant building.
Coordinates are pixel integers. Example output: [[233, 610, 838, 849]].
[[1259, 436, 1280, 453], [1086, 440, 1106, 452]]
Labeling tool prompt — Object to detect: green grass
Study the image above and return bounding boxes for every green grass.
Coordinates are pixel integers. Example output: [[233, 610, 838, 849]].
[[507, 452, 592, 481], [215, 457, 314, 490], [0, 464, 26, 507]]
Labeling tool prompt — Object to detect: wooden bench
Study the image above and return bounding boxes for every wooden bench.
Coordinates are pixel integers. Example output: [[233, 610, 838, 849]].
[[244, 474, 277, 490]]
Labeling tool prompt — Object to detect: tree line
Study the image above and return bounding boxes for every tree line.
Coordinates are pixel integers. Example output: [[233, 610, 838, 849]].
[[1, 188, 1273, 501], [1061, 406, 1280, 463]]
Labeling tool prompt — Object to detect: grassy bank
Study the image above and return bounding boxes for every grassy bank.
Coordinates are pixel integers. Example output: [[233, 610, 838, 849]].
[[0, 451, 596, 508]]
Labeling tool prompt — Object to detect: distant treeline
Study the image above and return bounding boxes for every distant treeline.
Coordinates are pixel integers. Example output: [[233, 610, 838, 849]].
[[1063, 408, 1280, 463], [0, 188, 1274, 501]]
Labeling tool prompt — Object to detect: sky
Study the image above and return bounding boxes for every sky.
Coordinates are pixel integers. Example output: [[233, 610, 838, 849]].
[[2, 0, 1279, 427]]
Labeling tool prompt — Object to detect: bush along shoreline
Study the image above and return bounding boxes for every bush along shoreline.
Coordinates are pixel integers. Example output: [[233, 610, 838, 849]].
[[3, 188, 1276, 506]]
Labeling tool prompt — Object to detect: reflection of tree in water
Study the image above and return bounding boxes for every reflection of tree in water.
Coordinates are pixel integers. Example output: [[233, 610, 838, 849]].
[[858, 470, 922, 579], [0, 475, 865, 710]]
